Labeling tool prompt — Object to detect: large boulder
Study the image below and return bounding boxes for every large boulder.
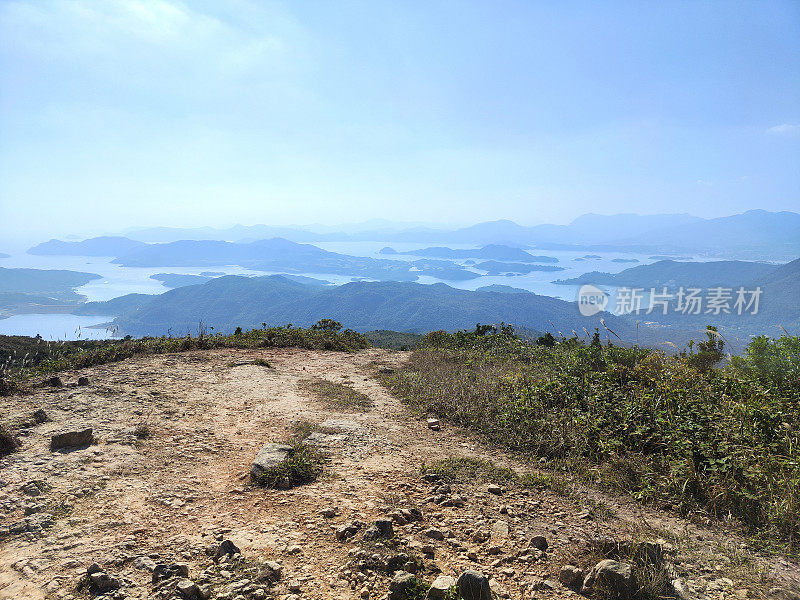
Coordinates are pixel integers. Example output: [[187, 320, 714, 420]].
[[50, 428, 93, 450], [582, 559, 635, 598], [250, 443, 294, 481], [456, 570, 493, 600]]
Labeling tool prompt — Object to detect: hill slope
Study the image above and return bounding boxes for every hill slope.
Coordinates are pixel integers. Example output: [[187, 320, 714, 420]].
[[110, 275, 633, 338], [28, 236, 147, 256], [555, 259, 777, 288]]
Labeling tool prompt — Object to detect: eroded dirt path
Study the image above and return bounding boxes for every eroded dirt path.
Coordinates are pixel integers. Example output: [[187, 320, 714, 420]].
[[1, 348, 797, 600]]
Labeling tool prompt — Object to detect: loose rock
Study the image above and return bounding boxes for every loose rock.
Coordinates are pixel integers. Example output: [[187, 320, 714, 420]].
[[50, 428, 93, 450], [456, 570, 492, 600], [582, 559, 634, 598]]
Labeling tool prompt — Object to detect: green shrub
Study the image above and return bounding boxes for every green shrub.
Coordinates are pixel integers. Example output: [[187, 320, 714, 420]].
[[384, 328, 800, 550]]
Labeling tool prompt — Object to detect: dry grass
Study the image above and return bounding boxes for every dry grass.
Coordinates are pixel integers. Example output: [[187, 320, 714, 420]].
[[300, 377, 373, 411]]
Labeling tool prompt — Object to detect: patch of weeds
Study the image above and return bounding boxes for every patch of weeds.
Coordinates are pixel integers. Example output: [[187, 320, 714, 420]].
[[421, 456, 516, 484], [287, 419, 318, 443], [586, 499, 617, 521], [133, 423, 150, 439], [253, 442, 326, 488], [301, 377, 373, 411], [520, 471, 552, 488], [518, 469, 573, 497], [253, 358, 272, 368], [401, 577, 431, 600]]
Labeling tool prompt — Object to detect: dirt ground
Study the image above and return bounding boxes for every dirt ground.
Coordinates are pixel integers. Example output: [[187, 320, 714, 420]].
[[1, 348, 798, 600]]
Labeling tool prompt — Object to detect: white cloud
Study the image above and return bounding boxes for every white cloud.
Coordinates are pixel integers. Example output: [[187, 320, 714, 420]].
[[766, 123, 800, 137]]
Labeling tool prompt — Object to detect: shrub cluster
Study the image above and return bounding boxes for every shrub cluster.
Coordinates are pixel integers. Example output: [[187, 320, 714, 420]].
[[384, 328, 800, 550]]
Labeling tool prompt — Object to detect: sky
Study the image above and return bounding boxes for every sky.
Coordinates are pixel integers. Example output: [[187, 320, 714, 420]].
[[1, 0, 799, 243]]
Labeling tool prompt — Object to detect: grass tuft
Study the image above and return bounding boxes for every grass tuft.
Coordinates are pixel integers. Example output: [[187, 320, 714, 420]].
[[301, 377, 373, 411]]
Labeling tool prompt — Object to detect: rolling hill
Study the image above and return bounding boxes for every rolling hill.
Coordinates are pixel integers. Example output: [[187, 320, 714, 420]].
[[28, 236, 147, 256], [111, 238, 478, 282], [555, 260, 777, 288], [109, 275, 635, 339]]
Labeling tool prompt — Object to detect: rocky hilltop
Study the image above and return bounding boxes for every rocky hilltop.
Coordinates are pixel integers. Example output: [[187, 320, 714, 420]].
[[1, 348, 798, 600]]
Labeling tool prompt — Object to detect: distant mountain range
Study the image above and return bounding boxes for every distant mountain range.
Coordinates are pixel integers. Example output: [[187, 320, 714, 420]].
[[379, 245, 559, 263], [561, 258, 800, 340], [113, 210, 800, 259], [556, 260, 777, 288], [110, 238, 483, 282], [29, 236, 147, 256]]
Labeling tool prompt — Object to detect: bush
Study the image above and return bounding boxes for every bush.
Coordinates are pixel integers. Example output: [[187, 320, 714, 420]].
[[384, 327, 800, 550]]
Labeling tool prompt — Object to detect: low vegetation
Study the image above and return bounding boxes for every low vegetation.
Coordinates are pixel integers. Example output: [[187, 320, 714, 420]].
[[421, 456, 516, 485], [301, 377, 373, 411], [383, 325, 800, 552], [252, 442, 326, 489], [0, 321, 369, 387]]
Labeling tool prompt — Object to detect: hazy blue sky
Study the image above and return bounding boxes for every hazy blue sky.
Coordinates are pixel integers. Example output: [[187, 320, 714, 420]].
[[1, 0, 798, 241]]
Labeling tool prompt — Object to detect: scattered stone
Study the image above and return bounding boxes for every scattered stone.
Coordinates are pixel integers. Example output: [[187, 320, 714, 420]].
[[582, 559, 634, 598], [77, 376, 90, 386], [427, 575, 456, 599], [427, 418, 440, 431], [250, 443, 294, 481], [214, 539, 241, 561], [424, 527, 445, 541], [558, 565, 584, 590], [21, 482, 41, 496], [45, 376, 63, 388], [363, 519, 394, 540], [176, 578, 202, 599], [89, 571, 120, 594], [320, 507, 337, 518], [491, 520, 509, 537], [489, 578, 509, 598], [487, 484, 502, 495], [50, 428, 93, 450], [0, 426, 20, 456], [672, 578, 690, 600], [152, 562, 190, 584], [529, 535, 548, 551], [336, 521, 363, 541], [134, 556, 157, 572], [456, 570, 492, 600]]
